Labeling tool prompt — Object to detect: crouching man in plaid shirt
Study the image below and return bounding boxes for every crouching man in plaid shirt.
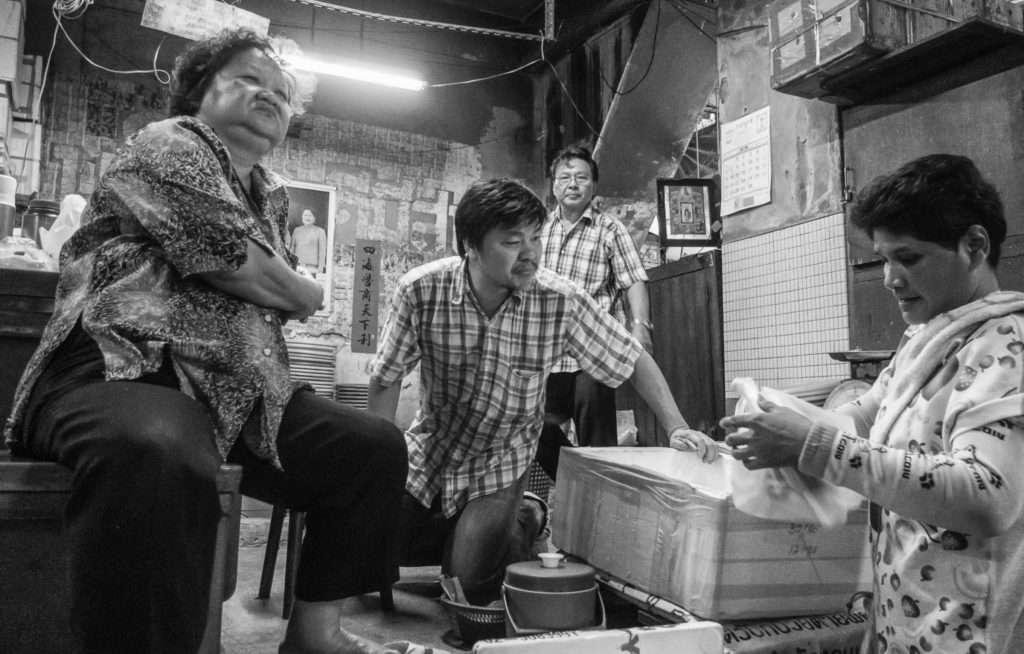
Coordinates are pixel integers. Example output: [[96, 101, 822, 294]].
[[367, 178, 717, 602]]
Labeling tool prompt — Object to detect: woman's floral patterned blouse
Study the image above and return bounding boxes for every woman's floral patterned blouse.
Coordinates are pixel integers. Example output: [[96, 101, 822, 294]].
[[4, 116, 309, 467]]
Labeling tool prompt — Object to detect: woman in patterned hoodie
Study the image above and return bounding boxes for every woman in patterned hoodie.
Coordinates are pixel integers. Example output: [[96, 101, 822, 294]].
[[722, 154, 1024, 654]]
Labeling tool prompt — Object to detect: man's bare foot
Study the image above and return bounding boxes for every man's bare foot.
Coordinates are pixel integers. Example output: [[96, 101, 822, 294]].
[[278, 626, 387, 654], [279, 599, 391, 654]]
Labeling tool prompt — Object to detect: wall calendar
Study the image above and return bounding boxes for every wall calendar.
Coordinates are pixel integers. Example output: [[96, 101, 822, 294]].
[[720, 105, 772, 217]]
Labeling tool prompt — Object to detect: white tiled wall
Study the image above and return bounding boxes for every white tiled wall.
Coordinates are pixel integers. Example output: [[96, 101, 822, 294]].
[[722, 213, 851, 391]]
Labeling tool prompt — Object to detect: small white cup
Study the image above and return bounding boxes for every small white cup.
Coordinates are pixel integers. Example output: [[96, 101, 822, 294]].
[[538, 552, 564, 569]]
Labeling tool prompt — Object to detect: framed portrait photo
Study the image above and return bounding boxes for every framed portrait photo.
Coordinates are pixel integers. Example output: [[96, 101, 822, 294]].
[[656, 178, 720, 249], [285, 180, 337, 315]]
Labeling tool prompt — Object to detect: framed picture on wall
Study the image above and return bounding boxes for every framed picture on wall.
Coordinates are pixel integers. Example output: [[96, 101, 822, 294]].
[[285, 180, 337, 315], [656, 178, 720, 250]]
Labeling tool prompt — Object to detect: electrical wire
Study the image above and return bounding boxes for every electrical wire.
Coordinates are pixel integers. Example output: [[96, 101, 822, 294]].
[[594, 0, 660, 97], [547, 0, 715, 146], [665, 0, 717, 42], [427, 54, 543, 88], [540, 37, 607, 150], [539, 0, 685, 149], [52, 2, 171, 84], [72, 13, 172, 78]]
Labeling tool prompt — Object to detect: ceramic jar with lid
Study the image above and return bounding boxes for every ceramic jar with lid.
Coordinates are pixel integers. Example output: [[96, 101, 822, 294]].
[[21, 199, 60, 247], [502, 556, 600, 633]]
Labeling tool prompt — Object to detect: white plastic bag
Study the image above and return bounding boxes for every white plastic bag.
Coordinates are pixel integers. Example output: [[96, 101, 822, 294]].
[[616, 410, 638, 447], [38, 194, 86, 261], [0, 232, 58, 271], [726, 377, 864, 527]]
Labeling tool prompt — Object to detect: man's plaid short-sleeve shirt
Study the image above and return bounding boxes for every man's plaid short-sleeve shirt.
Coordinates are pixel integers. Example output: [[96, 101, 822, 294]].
[[370, 257, 642, 516], [541, 206, 649, 373]]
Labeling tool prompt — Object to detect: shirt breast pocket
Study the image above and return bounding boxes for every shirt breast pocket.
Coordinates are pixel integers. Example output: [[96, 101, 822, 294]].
[[505, 367, 546, 417]]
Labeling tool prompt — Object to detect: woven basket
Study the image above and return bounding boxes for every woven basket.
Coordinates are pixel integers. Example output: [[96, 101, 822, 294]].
[[438, 597, 506, 646], [526, 461, 553, 503]]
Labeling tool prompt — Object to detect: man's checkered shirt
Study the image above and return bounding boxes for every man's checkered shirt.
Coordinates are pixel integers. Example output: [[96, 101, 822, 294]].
[[541, 206, 649, 373], [370, 256, 643, 517]]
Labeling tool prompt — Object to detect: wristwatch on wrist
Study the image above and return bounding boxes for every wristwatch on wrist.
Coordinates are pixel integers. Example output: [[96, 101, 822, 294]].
[[634, 319, 654, 332]]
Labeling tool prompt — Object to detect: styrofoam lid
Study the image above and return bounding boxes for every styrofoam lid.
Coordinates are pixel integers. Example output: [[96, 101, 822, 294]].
[[504, 559, 595, 592]]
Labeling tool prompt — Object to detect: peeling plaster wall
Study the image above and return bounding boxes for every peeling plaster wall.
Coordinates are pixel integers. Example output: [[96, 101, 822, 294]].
[[478, 106, 538, 190], [716, 1, 850, 392], [716, 0, 842, 241]]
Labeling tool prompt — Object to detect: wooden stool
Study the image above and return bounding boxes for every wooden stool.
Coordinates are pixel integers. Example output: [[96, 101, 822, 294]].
[[257, 504, 395, 618], [257, 504, 306, 619], [0, 450, 243, 654]]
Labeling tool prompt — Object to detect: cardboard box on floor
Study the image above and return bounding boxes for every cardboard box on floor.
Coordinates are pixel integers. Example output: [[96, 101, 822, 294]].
[[472, 622, 724, 653], [550, 447, 871, 621]]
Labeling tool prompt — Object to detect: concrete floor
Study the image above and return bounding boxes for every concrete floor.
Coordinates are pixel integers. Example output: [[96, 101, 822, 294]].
[[222, 515, 453, 654]]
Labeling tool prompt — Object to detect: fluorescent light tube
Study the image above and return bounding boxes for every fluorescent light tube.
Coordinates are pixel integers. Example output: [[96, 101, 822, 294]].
[[286, 55, 426, 91]]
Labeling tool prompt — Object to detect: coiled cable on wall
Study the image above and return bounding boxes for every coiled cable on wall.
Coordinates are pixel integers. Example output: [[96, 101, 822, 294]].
[[52, 0, 93, 20]]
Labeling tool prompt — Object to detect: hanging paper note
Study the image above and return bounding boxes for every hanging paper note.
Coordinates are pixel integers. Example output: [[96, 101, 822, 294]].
[[141, 0, 269, 41]]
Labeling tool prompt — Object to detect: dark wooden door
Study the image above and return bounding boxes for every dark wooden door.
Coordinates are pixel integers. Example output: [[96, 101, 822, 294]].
[[618, 251, 725, 445], [841, 65, 1024, 350]]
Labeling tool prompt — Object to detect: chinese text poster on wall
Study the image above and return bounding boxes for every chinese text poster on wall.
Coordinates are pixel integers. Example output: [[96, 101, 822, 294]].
[[351, 239, 382, 354]]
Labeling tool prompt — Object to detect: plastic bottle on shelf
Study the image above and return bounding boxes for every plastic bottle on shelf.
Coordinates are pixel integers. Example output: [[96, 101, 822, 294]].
[[0, 174, 17, 240]]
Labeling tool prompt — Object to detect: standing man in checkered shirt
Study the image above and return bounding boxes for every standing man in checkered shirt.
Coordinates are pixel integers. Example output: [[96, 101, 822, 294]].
[[536, 145, 653, 478], [367, 178, 715, 602]]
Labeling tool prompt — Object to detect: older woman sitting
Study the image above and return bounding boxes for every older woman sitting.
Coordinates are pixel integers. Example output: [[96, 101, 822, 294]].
[[722, 154, 1024, 654], [4, 29, 425, 654]]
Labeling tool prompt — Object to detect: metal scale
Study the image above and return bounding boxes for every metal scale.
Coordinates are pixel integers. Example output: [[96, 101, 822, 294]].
[[823, 349, 896, 409]]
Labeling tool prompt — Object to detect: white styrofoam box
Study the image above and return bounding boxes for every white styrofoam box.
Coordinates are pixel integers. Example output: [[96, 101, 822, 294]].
[[472, 621, 724, 653], [551, 447, 871, 621], [0, 40, 21, 96], [14, 54, 42, 119], [0, 85, 11, 153], [0, 0, 23, 40], [722, 610, 869, 654], [7, 117, 39, 194], [0, 1, 25, 95]]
